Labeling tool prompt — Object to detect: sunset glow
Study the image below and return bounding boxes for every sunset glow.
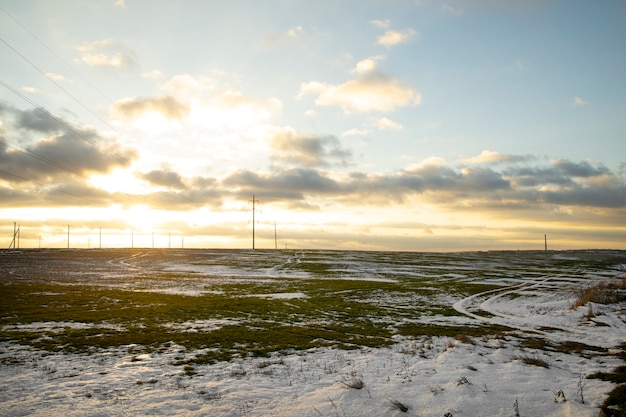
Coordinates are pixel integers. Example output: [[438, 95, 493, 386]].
[[1, 1, 624, 251]]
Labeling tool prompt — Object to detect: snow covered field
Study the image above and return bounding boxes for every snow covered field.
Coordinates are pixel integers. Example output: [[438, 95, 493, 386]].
[[1, 249, 624, 416]]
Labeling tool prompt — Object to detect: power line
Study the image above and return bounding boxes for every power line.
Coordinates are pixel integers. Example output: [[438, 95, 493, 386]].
[[0, 12, 198, 204], [0, 136, 86, 178], [0, 4, 114, 104], [0, 168, 106, 206]]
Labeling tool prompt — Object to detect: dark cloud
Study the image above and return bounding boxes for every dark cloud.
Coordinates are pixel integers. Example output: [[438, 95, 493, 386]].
[[17, 108, 61, 133], [0, 106, 137, 183], [552, 159, 610, 178], [268, 131, 352, 167], [0, 129, 137, 183], [136, 168, 187, 190]]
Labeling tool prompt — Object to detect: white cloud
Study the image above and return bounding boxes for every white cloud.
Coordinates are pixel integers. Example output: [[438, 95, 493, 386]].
[[442, 4, 463, 15], [44, 72, 65, 82], [377, 29, 418, 47], [376, 117, 403, 130], [298, 58, 421, 113], [352, 56, 385, 75], [113, 0, 125, 8], [463, 150, 534, 165], [142, 70, 164, 80], [370, 19, 391, 29], [21, 86, 39, 93], [341, 128, 369, 137], [76, 39, 137, 69], [573, 96, 587, 106], [287, 26, 305, 38]]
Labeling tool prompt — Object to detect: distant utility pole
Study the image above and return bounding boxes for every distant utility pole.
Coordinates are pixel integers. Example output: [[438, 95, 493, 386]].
[[67, 225, 70, 249], [544, 234, 548, 251], [8, 222, 17, 250], [250, 194, 260, 250]]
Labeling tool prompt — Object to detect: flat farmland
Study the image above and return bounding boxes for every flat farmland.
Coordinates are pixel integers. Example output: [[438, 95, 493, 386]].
[[1, 249, 625, 416]]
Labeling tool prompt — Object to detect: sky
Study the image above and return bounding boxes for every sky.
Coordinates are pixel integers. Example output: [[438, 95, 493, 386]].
[[1, 0, 625, 251]]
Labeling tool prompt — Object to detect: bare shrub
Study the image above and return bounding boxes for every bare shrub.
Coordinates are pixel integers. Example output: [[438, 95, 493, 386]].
[[342, 377, 364, 389], [521, 356, 549, 368], [455, 334, 473, 344], [456, 376, 471, 386], [572, 279, 626, 309], [389, 398, 409, 412]]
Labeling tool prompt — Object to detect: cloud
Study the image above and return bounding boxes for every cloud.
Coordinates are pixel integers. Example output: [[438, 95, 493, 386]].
[[142, 70, 164, 80], [17, 108, 63, 132], [111, 96, 189, 120], [135, 168, 187, 190], [20, 87, 39, 94], [370, 19, 391, 29], [113, 0, 125, 7], [573, 96, 586, 106], [268, 128, 352, 167], [352, 56, 385, 75], [464, 150, 534, 165], [152, 73, 282, 130], [0, 132, 137, 184], [376, 29, 418, 47], [442, 4, 463, 15], [376, 117, 403, 130], [298, 58, 421, 113], [0, 104, 138, 185], [341, 128, 369, 137], [264, 25, 308, 46], [76, 39, 137, 69], [44, 72, 66, 82], [287, 26, 305, 38]]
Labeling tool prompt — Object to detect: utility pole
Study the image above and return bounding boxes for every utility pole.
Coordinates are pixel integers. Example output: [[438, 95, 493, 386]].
[[250, 195, 260, 250], [10, 222, 16, 250], [544, 234, 548, 251], [67, 225, 70, 249]]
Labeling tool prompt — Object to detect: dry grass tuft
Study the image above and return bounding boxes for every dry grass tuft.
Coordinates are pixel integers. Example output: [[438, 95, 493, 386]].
[[572, 279, 626, 309], [521, 356, 549, 368], [389, 398, 409, 412], [342, 378, 365, 389]]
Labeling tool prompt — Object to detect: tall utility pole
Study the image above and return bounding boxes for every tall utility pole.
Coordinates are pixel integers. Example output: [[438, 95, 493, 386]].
[[544, 234, 548, 251], [9, 222, 16, 250], [251, 195, 260, 250]]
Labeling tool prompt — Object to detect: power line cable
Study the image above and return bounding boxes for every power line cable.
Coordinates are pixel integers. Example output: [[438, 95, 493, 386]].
[[0, 16, 197, 202], [0, 4, 114, 103], [0, 168, 106, 206]]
